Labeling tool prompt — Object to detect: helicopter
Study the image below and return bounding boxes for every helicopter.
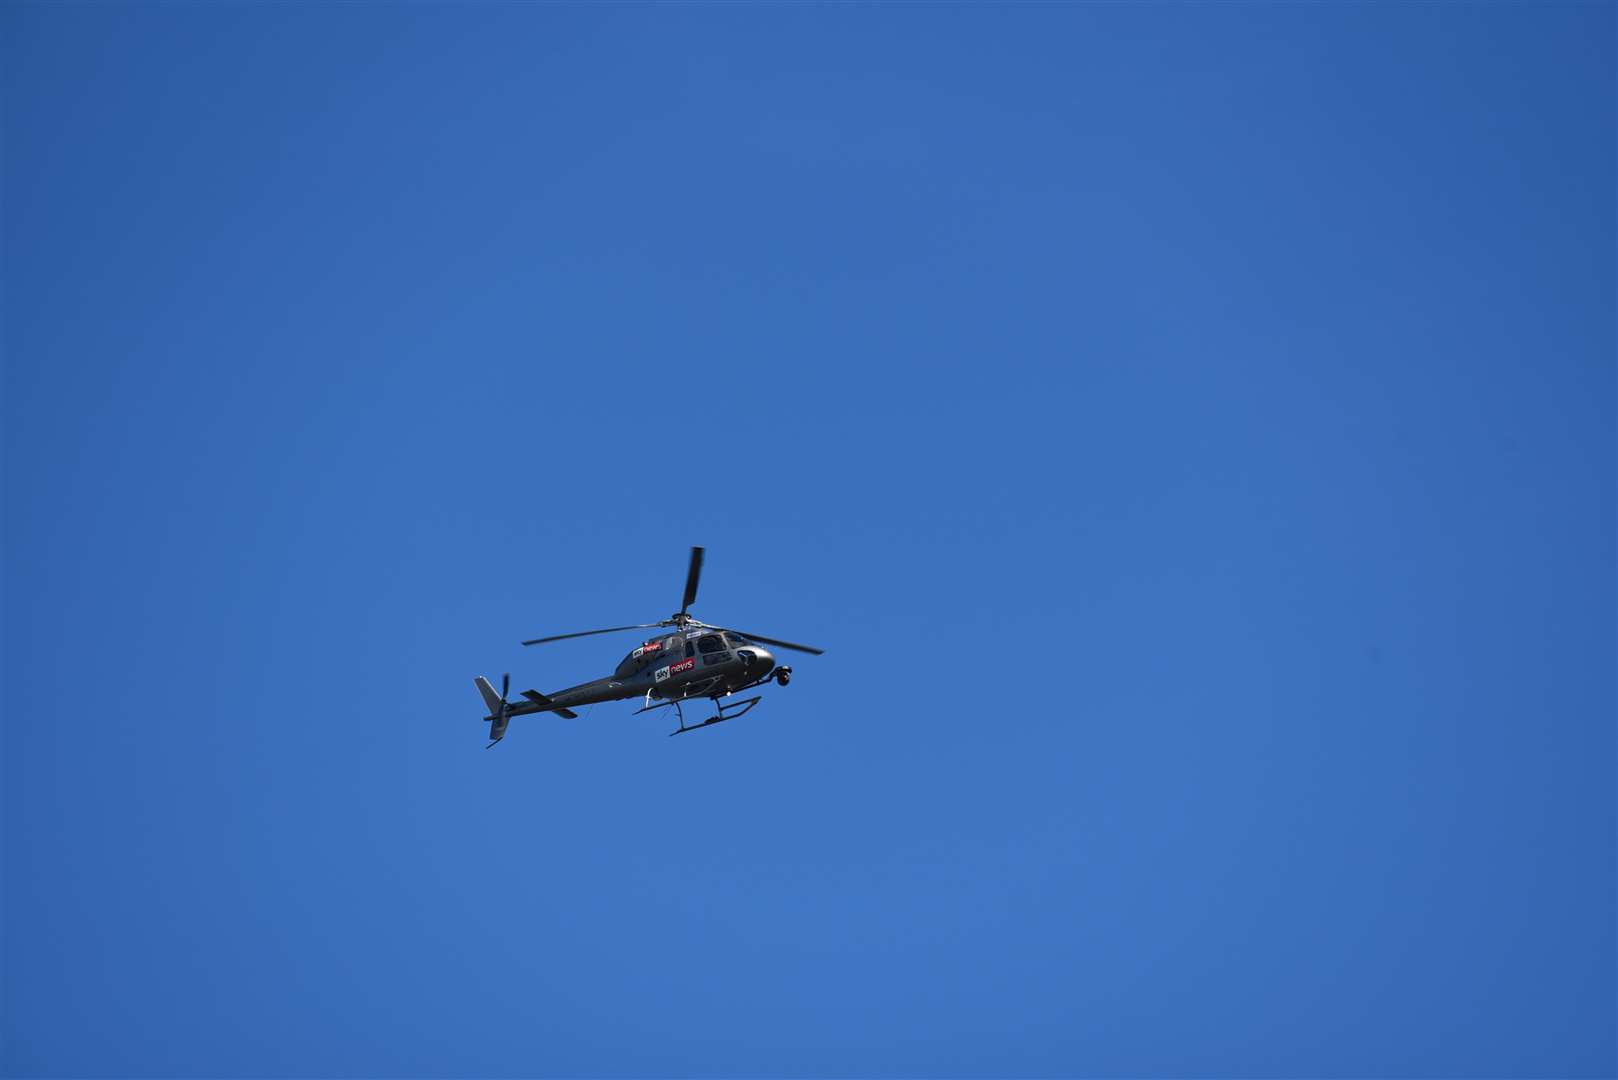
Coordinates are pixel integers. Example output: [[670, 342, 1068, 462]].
[[474, 546, 824, 747]]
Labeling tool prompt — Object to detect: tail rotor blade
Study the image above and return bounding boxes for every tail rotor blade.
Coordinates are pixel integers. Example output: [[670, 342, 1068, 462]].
[[489, 672, 512, 746]]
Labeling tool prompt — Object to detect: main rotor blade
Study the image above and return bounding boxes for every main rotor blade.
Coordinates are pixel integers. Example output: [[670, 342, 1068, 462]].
[[679, 546, 705, 615], [720, 628, 825, 656], [522, 623, 663, 646]]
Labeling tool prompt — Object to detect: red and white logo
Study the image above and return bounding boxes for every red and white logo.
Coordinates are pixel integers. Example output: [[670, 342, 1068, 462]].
[[655, 657, 694, 683]]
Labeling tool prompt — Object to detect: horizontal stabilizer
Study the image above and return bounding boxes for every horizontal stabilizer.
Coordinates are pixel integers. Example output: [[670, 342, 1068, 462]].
[[521, 690, 579, 719]]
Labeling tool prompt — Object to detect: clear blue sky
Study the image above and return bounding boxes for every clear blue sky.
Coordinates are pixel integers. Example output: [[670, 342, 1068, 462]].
[[3, 3, 1613, 1077]]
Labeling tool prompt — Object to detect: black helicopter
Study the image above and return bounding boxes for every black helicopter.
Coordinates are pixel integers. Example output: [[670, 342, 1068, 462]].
[[475, 547, 823, 746]]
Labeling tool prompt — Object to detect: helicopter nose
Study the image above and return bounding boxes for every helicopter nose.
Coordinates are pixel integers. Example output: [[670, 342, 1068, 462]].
[[742, 647, 775, 676]]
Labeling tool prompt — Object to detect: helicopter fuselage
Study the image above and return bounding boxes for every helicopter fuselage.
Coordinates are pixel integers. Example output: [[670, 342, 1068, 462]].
[[504, 629, 778, 718], [477, 545, 820, 745]]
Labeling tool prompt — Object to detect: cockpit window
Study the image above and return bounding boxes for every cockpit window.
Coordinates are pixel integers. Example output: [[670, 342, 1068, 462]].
[[725, 633, 749, 647], [696, 634, 725, 654], [614, 637, 676, 678]]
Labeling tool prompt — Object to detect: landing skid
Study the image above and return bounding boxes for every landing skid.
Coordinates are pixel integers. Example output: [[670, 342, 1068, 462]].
[[666, 695, 762, 736], [634, 669, 788, 735]]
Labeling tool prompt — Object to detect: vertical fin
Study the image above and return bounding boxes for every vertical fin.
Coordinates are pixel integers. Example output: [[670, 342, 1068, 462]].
[[474, 676, 504, 716]]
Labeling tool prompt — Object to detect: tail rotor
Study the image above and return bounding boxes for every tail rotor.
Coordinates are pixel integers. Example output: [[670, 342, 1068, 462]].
[[476, 673, 513, 748]]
